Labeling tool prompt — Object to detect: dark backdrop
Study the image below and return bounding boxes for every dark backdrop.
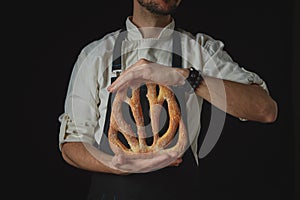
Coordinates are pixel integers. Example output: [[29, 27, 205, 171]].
[[22, 0, 298, 199]]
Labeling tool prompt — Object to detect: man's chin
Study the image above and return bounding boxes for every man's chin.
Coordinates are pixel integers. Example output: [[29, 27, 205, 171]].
[[138, 0, 179, 16]]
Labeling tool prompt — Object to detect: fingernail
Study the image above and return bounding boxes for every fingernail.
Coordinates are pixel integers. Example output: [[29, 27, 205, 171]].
[[107, 86, 113, 92]]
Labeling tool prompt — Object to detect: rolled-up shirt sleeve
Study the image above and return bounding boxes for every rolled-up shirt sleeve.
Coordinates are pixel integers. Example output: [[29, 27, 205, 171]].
[[58, 48, 100, 151], [198, 33, 269, 93], [58, 113, 97, 150]]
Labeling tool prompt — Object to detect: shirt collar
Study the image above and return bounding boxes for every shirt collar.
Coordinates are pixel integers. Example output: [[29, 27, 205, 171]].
[[125, 16, 176, 40]]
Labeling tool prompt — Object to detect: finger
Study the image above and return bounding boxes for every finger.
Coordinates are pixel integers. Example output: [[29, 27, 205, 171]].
[[138, 153, 177, 172], [111, 82, 130, 93], [120, 80, 144, 92], [108, 70, 141, 92], [125, 151, 179, 161], [121, 152, 177, 173], [167, 151, 179, 159], [169, 158, 183, 167], [109, 60, 148, 90], [111, 151, 180, 173], [111, 154, 127, 167], [108, 61, 152, 92]]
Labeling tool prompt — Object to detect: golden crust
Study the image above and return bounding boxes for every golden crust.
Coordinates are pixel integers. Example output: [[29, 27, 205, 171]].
[[108, 83, 188, 156]]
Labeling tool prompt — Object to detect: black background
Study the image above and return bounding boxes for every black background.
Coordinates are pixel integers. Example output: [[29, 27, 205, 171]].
[[21, 0, 299, 199]]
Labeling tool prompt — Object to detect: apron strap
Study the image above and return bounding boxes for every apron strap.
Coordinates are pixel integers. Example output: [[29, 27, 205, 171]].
[[103, 28, 127, 137]]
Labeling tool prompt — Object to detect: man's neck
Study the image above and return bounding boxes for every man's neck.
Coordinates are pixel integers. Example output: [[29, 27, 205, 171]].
[[131, 1, 172, 38]]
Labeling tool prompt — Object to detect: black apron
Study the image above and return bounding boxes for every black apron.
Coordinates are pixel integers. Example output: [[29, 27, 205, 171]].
[[86, 28, 200, 200]]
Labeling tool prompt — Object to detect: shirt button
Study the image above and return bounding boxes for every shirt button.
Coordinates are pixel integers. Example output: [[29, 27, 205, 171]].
[[247, 76, 254, 83]]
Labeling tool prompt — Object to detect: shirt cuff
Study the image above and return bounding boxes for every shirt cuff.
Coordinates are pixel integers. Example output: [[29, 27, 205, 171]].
[[58, 113, 97, 151]]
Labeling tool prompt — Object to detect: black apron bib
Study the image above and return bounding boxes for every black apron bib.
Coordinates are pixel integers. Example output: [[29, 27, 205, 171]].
[[86, 28, 200, 200]]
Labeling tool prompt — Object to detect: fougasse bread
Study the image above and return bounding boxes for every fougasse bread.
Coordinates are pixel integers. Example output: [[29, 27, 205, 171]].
[[108, 83, 188, 157]]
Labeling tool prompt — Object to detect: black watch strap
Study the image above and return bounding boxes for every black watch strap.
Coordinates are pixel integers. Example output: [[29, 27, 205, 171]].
[[180, 67, 204, 93]]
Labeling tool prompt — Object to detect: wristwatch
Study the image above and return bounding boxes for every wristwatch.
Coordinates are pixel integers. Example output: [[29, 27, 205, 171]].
[[180, 67, 204, 93]]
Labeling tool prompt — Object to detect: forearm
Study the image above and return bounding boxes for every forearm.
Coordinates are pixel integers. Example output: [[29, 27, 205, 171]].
[[195, 75, 278, 123], [61, 142, 127, 175], [107, 62, 278, 123]]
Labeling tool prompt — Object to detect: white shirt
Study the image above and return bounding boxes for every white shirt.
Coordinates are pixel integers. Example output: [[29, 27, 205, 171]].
[[58, 17, 268, 164]]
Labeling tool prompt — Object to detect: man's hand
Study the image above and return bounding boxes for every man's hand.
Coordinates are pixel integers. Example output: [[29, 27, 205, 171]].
[[107, 59, 189, 92], [111, 151, 182, 173]]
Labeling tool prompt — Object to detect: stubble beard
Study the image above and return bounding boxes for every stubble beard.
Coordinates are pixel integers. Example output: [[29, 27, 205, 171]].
[[137, 0, 178, 16]]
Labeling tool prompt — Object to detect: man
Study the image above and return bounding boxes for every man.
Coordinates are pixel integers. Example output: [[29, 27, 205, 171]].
[[58, 0, 278, 199]]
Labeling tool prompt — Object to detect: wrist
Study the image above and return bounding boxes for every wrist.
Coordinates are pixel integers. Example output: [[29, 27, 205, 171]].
[[174, 68, 189, 85], [178, 67, 204, 93], [180, 68, 190, 79]]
